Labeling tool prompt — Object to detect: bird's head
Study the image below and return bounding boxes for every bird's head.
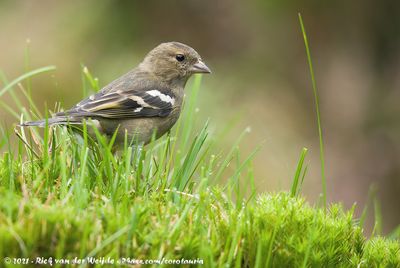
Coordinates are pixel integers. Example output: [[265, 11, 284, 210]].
[[140, 42, 211, 85]]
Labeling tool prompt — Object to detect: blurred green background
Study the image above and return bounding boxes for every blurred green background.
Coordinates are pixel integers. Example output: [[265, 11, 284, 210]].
[[1, 0, 399, 234]]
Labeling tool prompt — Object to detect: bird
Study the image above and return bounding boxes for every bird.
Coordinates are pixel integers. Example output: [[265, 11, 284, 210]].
[[19, 42, 211, 148]]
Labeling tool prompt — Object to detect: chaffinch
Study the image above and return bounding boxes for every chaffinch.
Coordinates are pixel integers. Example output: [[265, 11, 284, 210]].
[[20, 42, 211, 147]]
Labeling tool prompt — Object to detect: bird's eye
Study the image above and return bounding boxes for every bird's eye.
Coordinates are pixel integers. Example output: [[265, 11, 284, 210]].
[[175, 54, 185, 62]]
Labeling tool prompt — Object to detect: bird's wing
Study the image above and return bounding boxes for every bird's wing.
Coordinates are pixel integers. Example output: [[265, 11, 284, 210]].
[[57, 87, 175, 119]]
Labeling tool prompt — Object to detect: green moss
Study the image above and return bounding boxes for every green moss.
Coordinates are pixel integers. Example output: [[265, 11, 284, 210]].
[[0, 183, 398, 267]]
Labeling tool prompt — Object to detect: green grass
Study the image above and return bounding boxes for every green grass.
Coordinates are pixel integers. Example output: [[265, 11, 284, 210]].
[[299, 13, 327, 209], [0, 68, 398, 268]]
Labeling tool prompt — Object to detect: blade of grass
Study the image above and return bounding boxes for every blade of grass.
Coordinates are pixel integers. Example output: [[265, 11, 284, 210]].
[[298, 13, 327, 208], [82, 65, 100, 92], [24, 39, 33, 111], [214, 127, 252, 183], [180, 74, 202, 149], [0, 65, 56, 97], [359, 185, 376, 228], [291, 147, 308, 197], [372, 186, 382, 237], [0, 72, 25, 117], [388, 225, 400, 240], [266, 227, 277, 267]]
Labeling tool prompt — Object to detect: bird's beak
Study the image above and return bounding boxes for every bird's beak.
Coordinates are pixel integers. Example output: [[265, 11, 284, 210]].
[[191, 60, 212, 74]]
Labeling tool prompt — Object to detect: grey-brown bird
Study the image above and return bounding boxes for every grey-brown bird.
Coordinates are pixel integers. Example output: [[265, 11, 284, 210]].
[[20, 42, 211, 147]]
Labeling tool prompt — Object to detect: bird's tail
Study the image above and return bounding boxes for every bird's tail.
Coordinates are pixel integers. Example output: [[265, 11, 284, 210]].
[[19, 116, 82, 127]]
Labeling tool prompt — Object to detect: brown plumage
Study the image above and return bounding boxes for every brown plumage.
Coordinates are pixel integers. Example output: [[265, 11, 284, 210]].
[[20, 42, 211, 147]]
